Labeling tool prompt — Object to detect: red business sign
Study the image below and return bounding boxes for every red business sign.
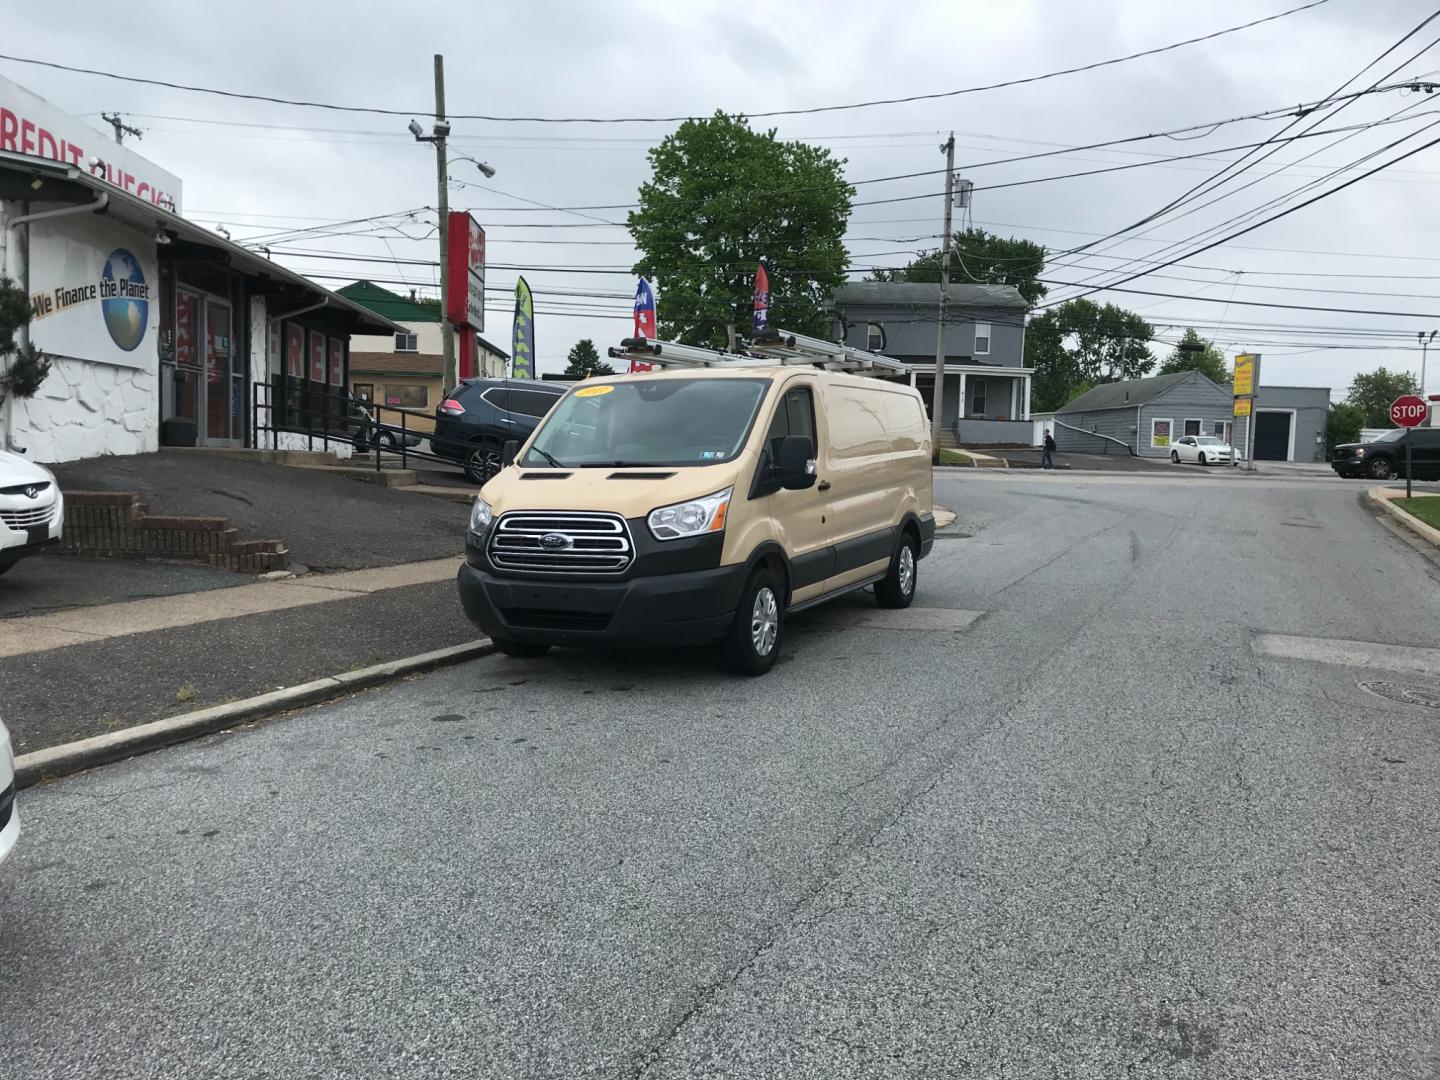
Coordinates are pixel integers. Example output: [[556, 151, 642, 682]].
[[446, 212, 485, 332], [1390, 394, 1428, 427]]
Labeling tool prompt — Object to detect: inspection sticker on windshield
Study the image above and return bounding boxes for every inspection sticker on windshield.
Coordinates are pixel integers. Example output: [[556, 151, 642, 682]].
[[699, 451, 722, 459], [575, 384, 615, 398]]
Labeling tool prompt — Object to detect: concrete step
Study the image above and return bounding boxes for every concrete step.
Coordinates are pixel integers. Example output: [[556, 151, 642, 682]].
[[288, 464, 420, 488]]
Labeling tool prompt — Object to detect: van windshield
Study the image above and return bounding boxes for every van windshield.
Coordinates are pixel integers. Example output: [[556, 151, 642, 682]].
[[522, 378, 770, 468]]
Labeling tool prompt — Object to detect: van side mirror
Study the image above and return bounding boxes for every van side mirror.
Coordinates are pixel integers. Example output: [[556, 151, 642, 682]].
[[775, 436, 817, 490], [502, 439, 519, 468]]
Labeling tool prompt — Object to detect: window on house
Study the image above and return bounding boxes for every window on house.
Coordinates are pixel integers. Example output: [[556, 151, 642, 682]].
[[974, 322, 991, 355], [395, 332, 419, 353], [1184, 419, 1202, 437], [1151, 418, 1173, 448], [867, 323, 884, 351], [382, 384, 428, 409], [353, 383, 374, 403], [969, 377, 986, 416], [1213, 421, 1233, 442]]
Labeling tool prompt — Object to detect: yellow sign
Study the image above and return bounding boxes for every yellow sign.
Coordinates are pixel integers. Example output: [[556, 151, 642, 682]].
[[1233, 397, 1252, 417], [1233, 354, 1257, 397], [574, 384, 615, 398]]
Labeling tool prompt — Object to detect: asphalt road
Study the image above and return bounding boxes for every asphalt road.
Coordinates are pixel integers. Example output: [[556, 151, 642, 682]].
[[5, 471, 1440, 1079]]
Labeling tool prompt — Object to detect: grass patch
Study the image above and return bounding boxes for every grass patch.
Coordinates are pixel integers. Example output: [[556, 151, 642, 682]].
[[938, 448, 974, 466], [1392, 497, 1440, 530]]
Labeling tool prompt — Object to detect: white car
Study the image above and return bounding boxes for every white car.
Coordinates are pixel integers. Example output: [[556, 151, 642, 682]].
[[1, 718, 17, 867], [1171, 435, 1235, 466], [0, 448, 64, 576]]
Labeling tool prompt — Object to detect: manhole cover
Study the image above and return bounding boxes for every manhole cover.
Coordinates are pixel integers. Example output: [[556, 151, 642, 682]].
[[1357, 680, 1440, 710]]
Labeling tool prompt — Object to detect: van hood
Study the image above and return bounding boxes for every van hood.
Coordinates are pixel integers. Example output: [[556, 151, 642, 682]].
[[481, 463, 744, 516]]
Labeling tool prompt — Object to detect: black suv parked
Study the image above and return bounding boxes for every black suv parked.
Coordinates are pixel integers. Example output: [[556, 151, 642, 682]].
[[433, 379, 569, 483]]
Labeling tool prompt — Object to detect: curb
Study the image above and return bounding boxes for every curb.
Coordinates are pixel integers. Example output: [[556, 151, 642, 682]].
[[1368, 486, 1440, 549], [13, 639, 494, 789]]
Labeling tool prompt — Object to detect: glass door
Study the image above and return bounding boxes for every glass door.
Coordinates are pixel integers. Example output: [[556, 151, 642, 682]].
[[165, 289, 203, 433], [204, 299, 239, 445]]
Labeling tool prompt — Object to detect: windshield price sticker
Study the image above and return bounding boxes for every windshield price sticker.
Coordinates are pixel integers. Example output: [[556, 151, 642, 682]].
[[575, 385, 615, 398]]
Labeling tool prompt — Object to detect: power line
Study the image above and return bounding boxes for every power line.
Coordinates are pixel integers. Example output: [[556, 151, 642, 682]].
[[0, 2, 1332, 123]]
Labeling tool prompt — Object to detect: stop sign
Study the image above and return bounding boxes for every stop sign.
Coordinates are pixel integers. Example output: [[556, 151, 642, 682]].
[[1390, 394, 1429, 427]]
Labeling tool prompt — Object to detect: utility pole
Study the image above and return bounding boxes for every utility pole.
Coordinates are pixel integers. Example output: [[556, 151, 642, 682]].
[[433, 54, 456, 392], [1419, 329, 1436, 408], [101, 113, 141, 145], [930, 133, 956, 463]]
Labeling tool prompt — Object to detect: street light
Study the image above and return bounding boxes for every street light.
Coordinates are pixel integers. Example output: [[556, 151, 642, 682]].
[[452, 152, 496, 179]]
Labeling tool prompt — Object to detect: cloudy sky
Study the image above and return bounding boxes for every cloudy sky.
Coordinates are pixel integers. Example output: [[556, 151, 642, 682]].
[[7, 0, 1440, 391]]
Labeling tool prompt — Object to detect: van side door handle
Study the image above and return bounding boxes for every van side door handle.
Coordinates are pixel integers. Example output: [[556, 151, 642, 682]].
[[817, 480, 831, 492]]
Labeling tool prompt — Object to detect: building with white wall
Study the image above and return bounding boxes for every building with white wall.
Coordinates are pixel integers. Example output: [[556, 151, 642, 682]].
[[0, 74, 401, 463]]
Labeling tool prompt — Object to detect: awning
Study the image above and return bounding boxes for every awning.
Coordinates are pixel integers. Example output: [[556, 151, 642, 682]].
[[0, 151, 407, 336]]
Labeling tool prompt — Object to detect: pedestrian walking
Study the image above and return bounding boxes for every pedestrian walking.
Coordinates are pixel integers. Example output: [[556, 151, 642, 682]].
[[1042, 429, 1056, 469]]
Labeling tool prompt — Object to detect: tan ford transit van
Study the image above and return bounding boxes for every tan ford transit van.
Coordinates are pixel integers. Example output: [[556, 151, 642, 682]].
[[456, 367, 934, 674]]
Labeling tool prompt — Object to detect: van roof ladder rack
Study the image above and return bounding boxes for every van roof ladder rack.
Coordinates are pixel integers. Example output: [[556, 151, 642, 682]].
[[609, 329, 907, 377]]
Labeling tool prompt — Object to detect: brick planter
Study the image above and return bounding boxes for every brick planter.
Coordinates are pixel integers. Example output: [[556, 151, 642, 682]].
[[58, 491, 289, 572]]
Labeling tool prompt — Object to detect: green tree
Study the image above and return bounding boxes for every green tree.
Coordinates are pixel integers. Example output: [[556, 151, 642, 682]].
[[1326, 401, 1365, 458], [628, 113, 854, 346], [1348, 366, 1420, 427], [1158, 328, 1230, 385], [563, 338, 612, 379], [1024, 299, 1156, 410], [867, 228, 1048, 308], [0, 275, 50, 407]]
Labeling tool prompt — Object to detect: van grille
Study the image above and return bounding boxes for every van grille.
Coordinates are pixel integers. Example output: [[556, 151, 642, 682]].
[[488, 511, 633, 575]]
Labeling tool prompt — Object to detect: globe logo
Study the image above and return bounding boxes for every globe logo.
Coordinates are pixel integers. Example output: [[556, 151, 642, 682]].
[[100, 249, 149, 352]]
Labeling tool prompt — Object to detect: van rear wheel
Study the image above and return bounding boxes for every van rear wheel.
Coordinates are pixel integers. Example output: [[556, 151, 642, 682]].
[[876, 533, 918, 609], [721, 567, 783, 676]]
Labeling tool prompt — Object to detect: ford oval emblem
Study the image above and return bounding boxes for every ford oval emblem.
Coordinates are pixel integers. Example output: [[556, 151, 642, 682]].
[[539, 532, 571, 550]]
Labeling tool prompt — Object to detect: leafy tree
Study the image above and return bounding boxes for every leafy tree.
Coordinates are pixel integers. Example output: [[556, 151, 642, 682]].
[[563, 338, 612, 379], [628, 113, 854, 347], [1348, 366, 1420, 427], [0, 275, 50, 406], [1326, 401, 1365, 457], [1158, 328, 1229, 385], [1024, 299, 1156, 410], [867, 228, 1048, 308]]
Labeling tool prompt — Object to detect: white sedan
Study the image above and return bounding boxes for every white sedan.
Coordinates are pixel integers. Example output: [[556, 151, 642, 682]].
[[1, 718, 17, 867], [0, 448, 64, 576], [1171, 435, 1235, 466]]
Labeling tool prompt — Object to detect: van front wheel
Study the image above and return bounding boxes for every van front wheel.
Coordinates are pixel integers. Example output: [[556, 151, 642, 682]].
[[722, 567, 783, 676], [876, 533, 918, 609]]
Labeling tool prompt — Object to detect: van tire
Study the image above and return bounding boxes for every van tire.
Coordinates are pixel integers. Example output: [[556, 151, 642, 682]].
[[721, 567, 783, 676], [492, 637, 550, 659], [876, 533, 918, 609]]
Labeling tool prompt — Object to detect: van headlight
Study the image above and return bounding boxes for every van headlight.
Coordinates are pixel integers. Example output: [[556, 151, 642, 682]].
[[470, 496, 494, 534], [648, 487, 732, 541]]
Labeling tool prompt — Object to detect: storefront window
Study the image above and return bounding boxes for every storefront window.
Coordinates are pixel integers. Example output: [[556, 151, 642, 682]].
[[383, 384, 428, 409]]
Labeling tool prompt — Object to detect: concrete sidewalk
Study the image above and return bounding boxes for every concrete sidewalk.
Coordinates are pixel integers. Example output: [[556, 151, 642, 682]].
[[0, 555, 480, 756]]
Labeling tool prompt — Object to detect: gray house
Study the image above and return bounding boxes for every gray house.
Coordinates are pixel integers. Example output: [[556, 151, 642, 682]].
[[830, 282, 1033, 445], [1055, 371, 1329, 462]]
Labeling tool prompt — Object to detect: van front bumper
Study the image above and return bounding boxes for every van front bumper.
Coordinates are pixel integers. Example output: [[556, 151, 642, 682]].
[[457, 560, 749, 647]]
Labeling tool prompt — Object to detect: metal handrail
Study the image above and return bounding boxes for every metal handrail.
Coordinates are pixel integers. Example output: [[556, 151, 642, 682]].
[[251, 378, 487, 475], [1050, 416, 1136, 456]]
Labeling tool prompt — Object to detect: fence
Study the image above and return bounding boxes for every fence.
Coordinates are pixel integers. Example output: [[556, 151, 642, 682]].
[[252, 376, 487, 480]]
